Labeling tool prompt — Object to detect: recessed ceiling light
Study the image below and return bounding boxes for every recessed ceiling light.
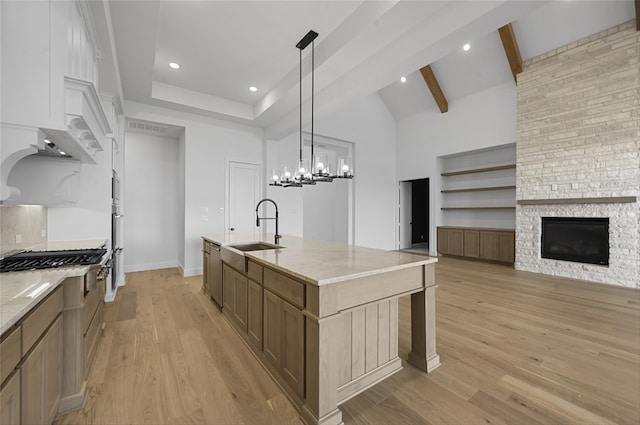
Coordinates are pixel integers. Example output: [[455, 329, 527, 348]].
[[44, 138, 52, 144], [249, 86, 258, 92], [463, 43, 471, 51], [400, 76, 407, 83], [59, 151, 66, 156], [169, 62, 180, 69]]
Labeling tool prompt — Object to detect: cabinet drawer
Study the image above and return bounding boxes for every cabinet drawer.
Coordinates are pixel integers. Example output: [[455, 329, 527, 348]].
[[22, 286, 62, 355], [247, 261, 263, 283], [263, 269, 304, 309], [84, 301, 104, 379], [84, 284, 103, 334], [0, 327, 21, 385]]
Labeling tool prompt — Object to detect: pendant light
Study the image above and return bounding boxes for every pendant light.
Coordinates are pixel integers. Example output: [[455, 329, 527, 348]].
[[270, 30, 353, 187]]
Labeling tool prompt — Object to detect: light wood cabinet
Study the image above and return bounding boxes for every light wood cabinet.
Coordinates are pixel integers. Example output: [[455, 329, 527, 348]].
[[263, 290, 281, 370], [0, 370, 20, 425], [480, 231, 515, 263], [247, 280, 263, 351], [281, 300, 304, 397], [437, 227, 463, 256], [222, 265, 248, 332], [263, 290, 305, 398], [21, 314, 62, 425], [437, 226, 515, 264], [463, 229, 480, 258], [203, 240, 211, 296]]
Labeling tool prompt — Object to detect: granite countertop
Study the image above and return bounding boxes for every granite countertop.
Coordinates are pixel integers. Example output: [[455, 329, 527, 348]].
[[0, 239, 108, 336], [203, 234, 437, 286]]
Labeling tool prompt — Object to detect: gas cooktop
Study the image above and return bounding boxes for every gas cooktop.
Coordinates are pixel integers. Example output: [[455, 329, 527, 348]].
[[0, 248, 108, 273]]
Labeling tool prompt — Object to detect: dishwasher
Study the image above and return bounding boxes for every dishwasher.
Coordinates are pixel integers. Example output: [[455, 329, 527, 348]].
[[210, 243, 223, 307]]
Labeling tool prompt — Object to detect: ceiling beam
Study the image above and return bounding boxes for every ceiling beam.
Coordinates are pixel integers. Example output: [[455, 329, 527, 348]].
[[498, 23, 523, 83], [419, 65, 448, 113]]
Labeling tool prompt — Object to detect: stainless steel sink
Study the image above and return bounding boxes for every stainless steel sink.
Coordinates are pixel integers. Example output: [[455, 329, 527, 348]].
[[228, 242, 280, 252], [220, 241, 282, 272]]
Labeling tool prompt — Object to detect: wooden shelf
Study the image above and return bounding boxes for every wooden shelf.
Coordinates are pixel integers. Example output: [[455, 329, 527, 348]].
[[441, 164, 516, 177], [441, 185, 516, 194], [517, 196, 637, 205], [441, 206, 516, 210]]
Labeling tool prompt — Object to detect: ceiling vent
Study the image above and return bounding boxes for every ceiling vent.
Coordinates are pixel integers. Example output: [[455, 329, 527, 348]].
[[127, 120, 168, 135]]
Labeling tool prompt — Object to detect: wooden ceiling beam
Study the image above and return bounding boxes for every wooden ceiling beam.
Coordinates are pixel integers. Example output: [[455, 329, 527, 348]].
[[498, 23, 523, 83], [419, 65, 448, 113]]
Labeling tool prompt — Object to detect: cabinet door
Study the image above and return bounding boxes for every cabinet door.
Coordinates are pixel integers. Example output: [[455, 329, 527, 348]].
[[247, 280, 263, 351], [203, 249, 211, 295], [233, 274, 248, 332], [21, 315, 62, 425], [480, 231, 515, 263], [463, 230, 480, 258], [0, 370, 20, 425], [437, 228, 449, 255], [222, 266, 235, 315], [45, 316, 62, 423], [263, 290, 281, 370], [281, 300, 304, 398], [448, 229, 464, 256]]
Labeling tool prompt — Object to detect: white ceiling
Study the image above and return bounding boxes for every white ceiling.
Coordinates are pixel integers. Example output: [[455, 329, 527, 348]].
[[105, 0, 636, 138]]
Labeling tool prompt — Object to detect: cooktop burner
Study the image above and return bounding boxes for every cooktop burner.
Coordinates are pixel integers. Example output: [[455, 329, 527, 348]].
[[0, 249, 107, 273]]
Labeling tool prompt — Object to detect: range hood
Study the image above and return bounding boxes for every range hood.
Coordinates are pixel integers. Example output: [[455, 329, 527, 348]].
[[1, 77, 111, 204]]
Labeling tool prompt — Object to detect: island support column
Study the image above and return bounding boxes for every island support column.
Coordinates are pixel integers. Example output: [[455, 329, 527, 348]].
[[303, 312, 343, 425], [407, 263, 441, 372]]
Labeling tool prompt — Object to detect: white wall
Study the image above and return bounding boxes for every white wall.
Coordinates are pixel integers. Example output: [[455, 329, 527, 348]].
[[48, 143, 112, 244], [125, 100, 264, 276], [316, 93, 397, 250], [396, 81, 517, 254], [124, 132, 179, 272]]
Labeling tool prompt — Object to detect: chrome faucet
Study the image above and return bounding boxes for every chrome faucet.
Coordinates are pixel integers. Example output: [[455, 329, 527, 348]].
[[256, 198, 281, 245]]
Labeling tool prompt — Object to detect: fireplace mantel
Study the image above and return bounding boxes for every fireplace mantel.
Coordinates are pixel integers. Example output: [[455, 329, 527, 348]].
[[517, 196, 637, 205]]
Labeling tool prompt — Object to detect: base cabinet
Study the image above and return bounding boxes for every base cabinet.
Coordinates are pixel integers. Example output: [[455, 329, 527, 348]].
[[203, 241, 211, 295], [263, 290, 304, 397], [0, 370, 20, 425], [247, 280, 263, 351], [21, 315, 62, 425], [223, 265, 248, 332], [437, 226, 515, 264]]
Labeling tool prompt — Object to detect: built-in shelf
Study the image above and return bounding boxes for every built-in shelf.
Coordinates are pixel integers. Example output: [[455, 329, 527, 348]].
[[518, 196, 637, 205], [441, 185, 516, 194], [441, 206, 516, 211], [441, 164, 516, 177], [439, 145, 516, 229]]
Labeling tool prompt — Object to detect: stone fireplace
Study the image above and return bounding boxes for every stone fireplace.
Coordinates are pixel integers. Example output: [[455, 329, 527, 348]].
[[515, 21, 639, 288]]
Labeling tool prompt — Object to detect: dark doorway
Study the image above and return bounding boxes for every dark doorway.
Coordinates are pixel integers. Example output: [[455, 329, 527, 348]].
[[411, 178, 429, 245]]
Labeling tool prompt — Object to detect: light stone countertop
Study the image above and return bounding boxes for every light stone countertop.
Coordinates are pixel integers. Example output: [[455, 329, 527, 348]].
[[203, 234, 437, 286], [0, 239, 107, 336]]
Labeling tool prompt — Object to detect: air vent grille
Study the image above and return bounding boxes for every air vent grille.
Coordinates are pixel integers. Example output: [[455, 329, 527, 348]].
[[128, 120, 168, 134]]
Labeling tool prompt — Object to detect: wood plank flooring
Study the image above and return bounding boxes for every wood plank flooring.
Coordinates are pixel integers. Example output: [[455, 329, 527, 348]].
[[55, 258, 640, 425]]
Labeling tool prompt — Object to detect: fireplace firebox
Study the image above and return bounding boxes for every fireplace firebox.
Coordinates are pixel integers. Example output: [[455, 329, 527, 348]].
[[541, 217, 609, 266]]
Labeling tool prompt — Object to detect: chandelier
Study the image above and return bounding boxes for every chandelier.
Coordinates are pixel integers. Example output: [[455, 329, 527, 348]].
[[270, 30, 354, 188]]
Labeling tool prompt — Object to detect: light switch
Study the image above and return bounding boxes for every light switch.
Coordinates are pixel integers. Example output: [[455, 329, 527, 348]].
[[41, 229, 47, 238], [15, 234, 22, 244], [219, 207, 224, 214]]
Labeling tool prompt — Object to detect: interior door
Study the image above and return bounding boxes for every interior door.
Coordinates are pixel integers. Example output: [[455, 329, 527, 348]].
[[399, 181, 412, 249], [228, 161, 261, 238], [411, 178, 429, 245]]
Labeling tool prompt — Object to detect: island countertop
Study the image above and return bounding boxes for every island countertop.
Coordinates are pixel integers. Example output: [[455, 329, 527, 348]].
[[203, 233, 437, 286]]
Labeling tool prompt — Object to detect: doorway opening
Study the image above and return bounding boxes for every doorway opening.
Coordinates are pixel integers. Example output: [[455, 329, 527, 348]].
[[398, 178, 430, 253]]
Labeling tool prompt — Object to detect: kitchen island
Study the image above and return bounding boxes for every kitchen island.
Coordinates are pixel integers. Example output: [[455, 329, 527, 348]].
[[203, 234, 440, 425]]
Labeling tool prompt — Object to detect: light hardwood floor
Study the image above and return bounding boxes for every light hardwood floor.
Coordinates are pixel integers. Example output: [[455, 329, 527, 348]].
[[55, 257, 640, 425]]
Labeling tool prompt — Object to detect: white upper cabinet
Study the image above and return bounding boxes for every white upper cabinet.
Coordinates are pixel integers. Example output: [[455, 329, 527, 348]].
[[0, 0, 111, 203]]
